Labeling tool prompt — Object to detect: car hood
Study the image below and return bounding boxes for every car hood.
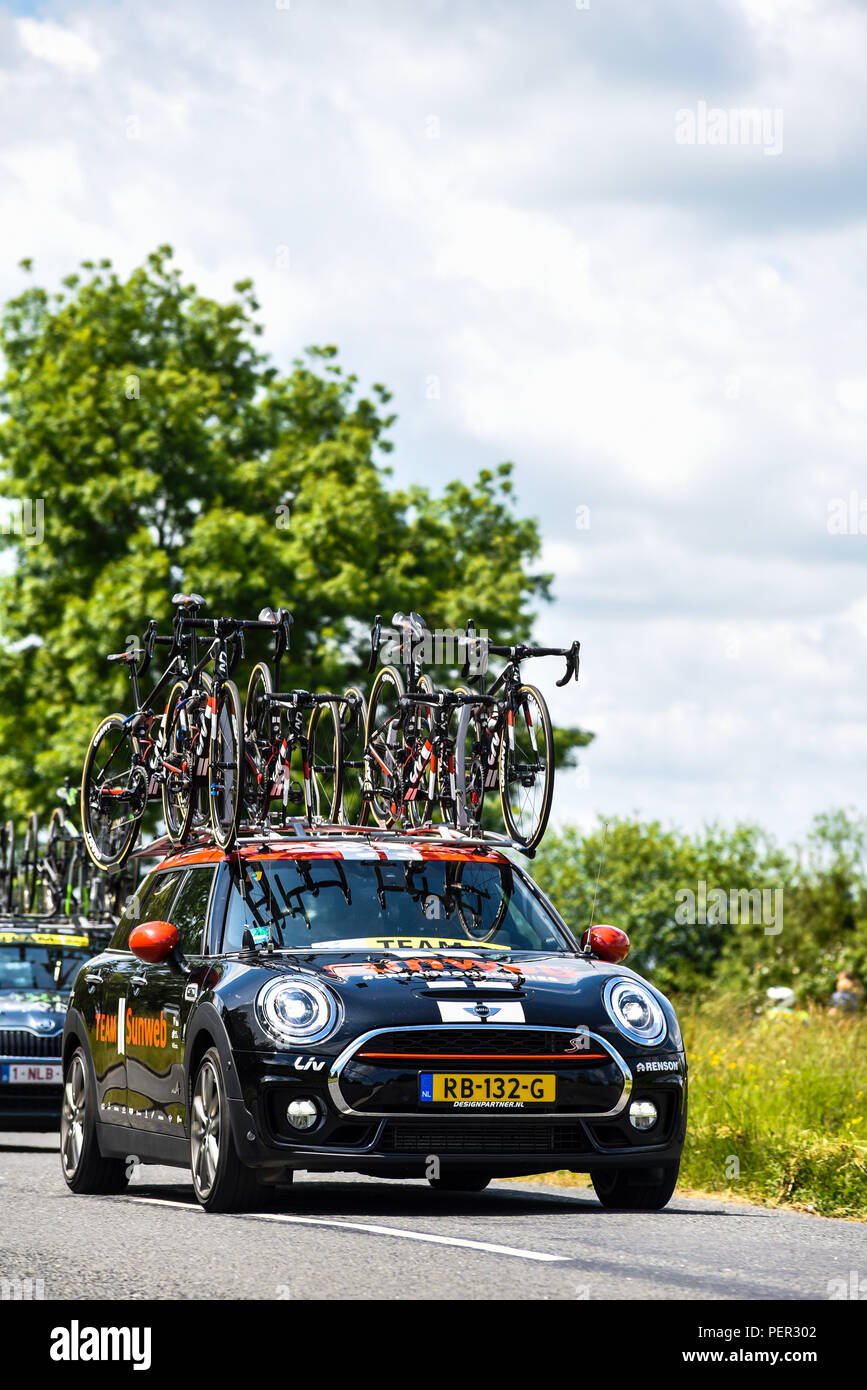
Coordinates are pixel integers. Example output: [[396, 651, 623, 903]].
[[248, 947, 664, 1041], [0, 990, 68, 1032]]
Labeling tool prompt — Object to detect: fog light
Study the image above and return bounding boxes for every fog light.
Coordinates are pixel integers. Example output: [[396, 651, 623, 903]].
[[628, 1099, 658, 1131], [286, 1098, 321, 1131]]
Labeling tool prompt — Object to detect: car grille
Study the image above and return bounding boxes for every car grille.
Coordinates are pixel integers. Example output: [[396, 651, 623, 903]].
[[356, 1029, 604, 1059], [382, 1121, 588, 1154], [0, 1030, 62, 1059]]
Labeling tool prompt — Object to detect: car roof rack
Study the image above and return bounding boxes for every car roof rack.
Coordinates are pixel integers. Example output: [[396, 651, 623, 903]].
[[132, 821, 535, 860]]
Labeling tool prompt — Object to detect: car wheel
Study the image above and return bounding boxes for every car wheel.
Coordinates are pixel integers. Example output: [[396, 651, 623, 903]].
[[190, 1047, 260, 1212], [60, 1047, 129, 1194], [428, 1172, 492, 1193], [590, 1160, 680, 1211]]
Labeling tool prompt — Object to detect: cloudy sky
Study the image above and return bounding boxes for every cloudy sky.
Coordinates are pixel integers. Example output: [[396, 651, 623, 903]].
[[1, 0, 866, 845]]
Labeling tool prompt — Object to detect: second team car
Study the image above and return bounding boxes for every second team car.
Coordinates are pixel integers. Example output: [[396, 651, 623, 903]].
[[60, 827, 688, 1211], [1, 922, 111, 1130]]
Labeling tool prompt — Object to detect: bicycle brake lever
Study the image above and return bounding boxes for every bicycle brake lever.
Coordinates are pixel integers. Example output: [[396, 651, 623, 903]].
[[368, 614, 382, 674], [556, 639, 580, 687], [460, 619, 475, 680]]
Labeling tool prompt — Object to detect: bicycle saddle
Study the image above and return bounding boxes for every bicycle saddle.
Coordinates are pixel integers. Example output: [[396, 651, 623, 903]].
[[172, 592, 206, 609], [392, 610, 427, 639]]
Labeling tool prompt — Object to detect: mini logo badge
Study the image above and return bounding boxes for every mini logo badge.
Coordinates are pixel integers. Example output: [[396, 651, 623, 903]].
[[467, 1002, 498, 1021]]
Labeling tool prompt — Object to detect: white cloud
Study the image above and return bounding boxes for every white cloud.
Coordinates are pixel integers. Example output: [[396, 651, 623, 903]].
[[16, 18, 101, 74]]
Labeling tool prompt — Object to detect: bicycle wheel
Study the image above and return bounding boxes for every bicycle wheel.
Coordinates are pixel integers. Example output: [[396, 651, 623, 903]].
[[18, 811, 39, 913], [453, 694, 488, 832], [405, 673, 436, 828], [498, 684, 554, 850], [453, 858, 510, 942], [361, 665, 406, 827], [243, 662, 275, 826], [2, 820, 15, 913], [209, 680, 244, 849], [307, 700, 344, 823], [45, 808, 75, 915], [337, 687, 365, 825], [162, 680, 203, 846], [81, 714, 144, 871]]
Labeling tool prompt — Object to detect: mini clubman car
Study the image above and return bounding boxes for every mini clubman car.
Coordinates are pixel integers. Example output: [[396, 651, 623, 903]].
[[60, 829, 687, 1210], [1, 923, 110, 1130]]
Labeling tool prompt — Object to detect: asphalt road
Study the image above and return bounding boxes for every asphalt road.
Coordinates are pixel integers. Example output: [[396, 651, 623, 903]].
[[1, 1133, 864, 1301]]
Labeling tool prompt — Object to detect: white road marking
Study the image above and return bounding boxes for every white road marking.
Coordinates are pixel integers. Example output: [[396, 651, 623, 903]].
[[124, 1194, 567, 1262]]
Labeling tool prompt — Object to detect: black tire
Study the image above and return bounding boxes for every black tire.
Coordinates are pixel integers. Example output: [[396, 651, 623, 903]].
[[60, 1047, 129, 1194], [18, 811, 39, 914], [337, 687, 366, 825], [405, 673, 436, 828], [429, 1173, 491, 1192], [454, 696, 489, 832], [362, 665, 406, 827], [190, 1047, 260, 1212], [1, 820, 15, 914], [209, 680, 244, 848], [453, 857, 510, 942], [307, 699, 344, 823], [162, 680, 201, 846], [81, 714, 144, 871], [498, 683, 554, 850], [590, 1160, 680, 1211], [45, 808, 74, 915], [243, 661, 276, 827]]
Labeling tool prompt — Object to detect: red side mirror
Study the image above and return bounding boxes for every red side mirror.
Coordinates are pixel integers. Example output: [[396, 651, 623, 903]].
[[581, 924, 630, 963], [129, 920, 180, 965]]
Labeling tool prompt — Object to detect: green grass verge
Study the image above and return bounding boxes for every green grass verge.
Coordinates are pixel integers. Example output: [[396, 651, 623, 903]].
[[512, 998, 867, 1219]]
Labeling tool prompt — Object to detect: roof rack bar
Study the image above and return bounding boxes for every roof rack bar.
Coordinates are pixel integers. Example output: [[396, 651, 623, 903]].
[[132, 821, 535, 860]]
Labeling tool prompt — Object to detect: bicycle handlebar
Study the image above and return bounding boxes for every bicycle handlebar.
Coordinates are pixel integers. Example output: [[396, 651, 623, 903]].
[[485, 639, 580, 685]]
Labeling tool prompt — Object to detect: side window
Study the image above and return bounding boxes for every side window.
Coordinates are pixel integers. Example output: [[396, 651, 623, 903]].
[[108, 872, 185, 952], [168, 868, 215, 956]]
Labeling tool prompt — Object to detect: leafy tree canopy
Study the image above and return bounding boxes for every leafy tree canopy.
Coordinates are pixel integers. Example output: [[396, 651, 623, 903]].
[[0, 247, 590, 816]]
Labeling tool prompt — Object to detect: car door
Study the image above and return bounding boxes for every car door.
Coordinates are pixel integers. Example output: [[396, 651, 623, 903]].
[[81, 900, 151, 1129], [116, 869, 187, 1131], [126, 866, 217, 1139]]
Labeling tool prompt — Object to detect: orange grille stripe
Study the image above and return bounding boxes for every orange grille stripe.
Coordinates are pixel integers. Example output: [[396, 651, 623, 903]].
[[357, 1052, 608, 1060]]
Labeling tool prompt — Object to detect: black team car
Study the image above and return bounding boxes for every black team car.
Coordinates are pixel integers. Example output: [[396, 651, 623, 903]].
[[60, 827, 687, 1211], [1, 923, 110, 1130]]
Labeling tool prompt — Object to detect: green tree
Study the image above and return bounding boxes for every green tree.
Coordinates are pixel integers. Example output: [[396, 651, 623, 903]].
[[533, 816, 791, 997], [0, 248, 590, 817]]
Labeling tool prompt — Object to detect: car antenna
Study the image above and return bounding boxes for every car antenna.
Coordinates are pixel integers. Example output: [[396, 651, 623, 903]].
[[586, 819, 609, 946]]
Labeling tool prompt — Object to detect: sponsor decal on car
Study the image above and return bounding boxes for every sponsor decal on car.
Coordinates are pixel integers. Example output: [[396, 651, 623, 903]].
[[126, 1009, 169, 1050], [94, 1009, 117, 1043], [634, 1059, 680, 1073], [0, 931, 90, 947]]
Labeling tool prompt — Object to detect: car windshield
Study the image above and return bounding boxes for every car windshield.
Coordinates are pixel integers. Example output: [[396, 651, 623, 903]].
[[0, 939, 93, 993], [222, 856, 572, 954]]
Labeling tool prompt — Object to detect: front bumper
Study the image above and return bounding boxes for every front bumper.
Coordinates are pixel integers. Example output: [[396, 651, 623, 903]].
[[226, 1042, 688, 1178], [0, 1063, 62, 1131]]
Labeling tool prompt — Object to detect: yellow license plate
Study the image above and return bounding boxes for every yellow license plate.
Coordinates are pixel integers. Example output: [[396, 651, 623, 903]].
[[420, 1072, 555, 1105]]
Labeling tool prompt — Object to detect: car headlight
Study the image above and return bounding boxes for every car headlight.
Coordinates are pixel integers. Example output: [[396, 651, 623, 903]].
[[256, 978, 340, 1045], [603, 978, 667, 1047]]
